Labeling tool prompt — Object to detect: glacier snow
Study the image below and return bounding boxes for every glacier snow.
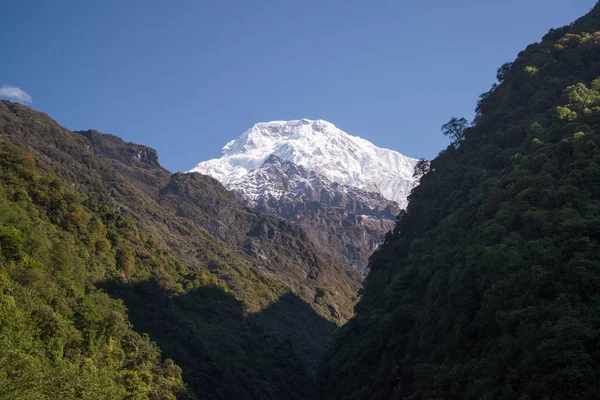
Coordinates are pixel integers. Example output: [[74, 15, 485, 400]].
[[189, 119, 417, 208]]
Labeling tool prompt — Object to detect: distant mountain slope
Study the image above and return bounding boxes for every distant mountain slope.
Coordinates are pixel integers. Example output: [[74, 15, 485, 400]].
[[76, 129, 358, 322], [318, 3, 600, 400], [191, 119, 415, 272], [0, 101, 356, 399]]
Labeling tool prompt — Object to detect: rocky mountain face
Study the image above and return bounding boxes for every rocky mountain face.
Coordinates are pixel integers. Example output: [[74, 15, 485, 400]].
[[191, 119, 416, 273]]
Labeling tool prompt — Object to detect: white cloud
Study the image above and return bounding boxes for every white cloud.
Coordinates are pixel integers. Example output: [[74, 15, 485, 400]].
[[0, 85, 32, 104]]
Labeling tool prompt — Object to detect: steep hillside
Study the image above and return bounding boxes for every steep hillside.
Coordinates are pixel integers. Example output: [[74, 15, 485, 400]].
[[0, 140, 191, 399], [318, 4, 600, 400], [76, 129, 358, 321], [0, 101, 354, 399]]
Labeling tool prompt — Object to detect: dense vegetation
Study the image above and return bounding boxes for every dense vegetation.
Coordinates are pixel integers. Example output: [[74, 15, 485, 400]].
[[0, 141, 191, 398], [7, 3, 600, 398], [318, 4, 600, 400], [0, 102, 344, 399]]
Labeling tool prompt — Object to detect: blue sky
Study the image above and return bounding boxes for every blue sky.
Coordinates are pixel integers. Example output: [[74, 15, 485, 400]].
[[1, 0, 597, 171]]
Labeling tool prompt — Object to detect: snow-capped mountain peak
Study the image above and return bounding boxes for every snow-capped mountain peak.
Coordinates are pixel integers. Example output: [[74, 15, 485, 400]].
[[189, 119, 417, 207]]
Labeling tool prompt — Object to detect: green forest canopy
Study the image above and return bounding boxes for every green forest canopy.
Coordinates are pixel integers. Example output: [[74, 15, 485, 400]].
[[318, 4, 600, 400]]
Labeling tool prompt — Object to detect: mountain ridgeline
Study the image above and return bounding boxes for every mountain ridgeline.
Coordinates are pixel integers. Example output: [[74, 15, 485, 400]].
[[0, 101, 357, 399], [318, 4, 600, 400]]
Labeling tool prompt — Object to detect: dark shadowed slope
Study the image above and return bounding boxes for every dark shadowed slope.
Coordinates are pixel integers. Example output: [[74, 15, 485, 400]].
[[101, 279, 335, 399], [318, 3, 600, 400]]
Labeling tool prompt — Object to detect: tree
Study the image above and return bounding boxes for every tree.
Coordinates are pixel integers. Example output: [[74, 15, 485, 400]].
[[0, 226, 24, 261], [441, 117, 469, 145], [567, 78, 600, 108], [496, 62, 513, 83], [412, 158, 430, 180], [557, 78, 600, 120], [474, 84, 498, 122]]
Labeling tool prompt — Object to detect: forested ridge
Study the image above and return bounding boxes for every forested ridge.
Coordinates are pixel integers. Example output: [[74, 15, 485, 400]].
[[318, 3, 600, 400], [0, 140, 191, 398], [0, 101, 347, 399]]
